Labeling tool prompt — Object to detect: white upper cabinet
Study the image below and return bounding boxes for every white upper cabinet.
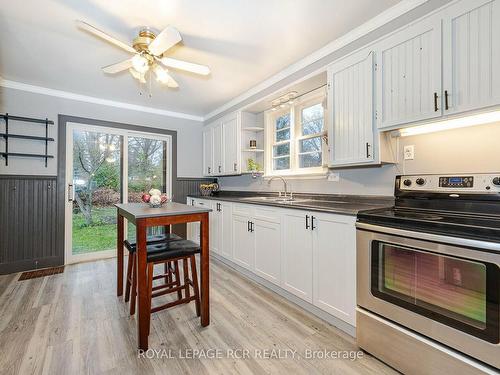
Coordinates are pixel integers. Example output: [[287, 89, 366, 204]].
[[213, 124, 223, 175], [222, 114, 240, 174], [202, 127, 213, 176], [203, 111, 251, 176], [328, 51, 375, 166], [376, 16, 442, 129], [442, 0, 500, 115]]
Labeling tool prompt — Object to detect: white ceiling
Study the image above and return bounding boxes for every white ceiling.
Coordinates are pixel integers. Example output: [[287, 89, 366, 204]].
[[0, 0, 400, 117]]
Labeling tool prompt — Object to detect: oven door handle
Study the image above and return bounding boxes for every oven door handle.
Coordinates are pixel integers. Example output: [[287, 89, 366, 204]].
[[356, 222, 500, 253]]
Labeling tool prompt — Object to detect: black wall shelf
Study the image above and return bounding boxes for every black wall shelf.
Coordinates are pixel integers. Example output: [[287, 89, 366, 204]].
[[0, 113, 55, 167]]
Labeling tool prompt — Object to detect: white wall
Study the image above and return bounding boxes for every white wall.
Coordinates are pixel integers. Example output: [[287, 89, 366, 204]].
[[0, 87, 204, 177], [218, 122, 500, 196]]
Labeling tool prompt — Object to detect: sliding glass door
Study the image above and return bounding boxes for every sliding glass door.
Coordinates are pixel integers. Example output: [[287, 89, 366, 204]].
[[65, 124, 172, 264]]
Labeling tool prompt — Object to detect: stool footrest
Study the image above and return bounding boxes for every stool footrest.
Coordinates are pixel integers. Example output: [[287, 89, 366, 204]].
[[151, 295, 198, 313], [152, 281, 178, 292], [152, 283, 189, 298]]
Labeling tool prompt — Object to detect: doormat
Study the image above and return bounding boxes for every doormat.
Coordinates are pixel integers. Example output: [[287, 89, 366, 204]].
[[18, 266, 65, 281]]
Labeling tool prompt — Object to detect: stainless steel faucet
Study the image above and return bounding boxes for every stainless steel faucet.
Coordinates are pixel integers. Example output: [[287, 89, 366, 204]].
[[268, 176, 292, 200]]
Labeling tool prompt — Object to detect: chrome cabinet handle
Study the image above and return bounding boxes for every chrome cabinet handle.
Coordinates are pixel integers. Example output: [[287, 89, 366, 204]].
[[218, 165, 221, 173], [233, 162, 237, 172], [366, 142, 371, 158], [208, 167, 211, 174]]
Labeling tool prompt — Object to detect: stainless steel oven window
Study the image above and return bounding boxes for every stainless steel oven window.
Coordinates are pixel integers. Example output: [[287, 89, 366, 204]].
[[371, 241, 500, 343]]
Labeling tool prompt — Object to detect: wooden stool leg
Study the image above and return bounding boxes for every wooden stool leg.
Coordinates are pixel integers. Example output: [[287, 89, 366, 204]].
[[164, 262, 170, 285], [130, 253, 137, 315], [174, 260, 182, 300], [190, 255, 201, 317], [183, 258, 190, 300], [146, 262, 154, 337], [125, 252, 133, 303]]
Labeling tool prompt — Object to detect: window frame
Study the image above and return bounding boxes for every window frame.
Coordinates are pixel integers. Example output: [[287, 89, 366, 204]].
[[265, 88, 327, 177]]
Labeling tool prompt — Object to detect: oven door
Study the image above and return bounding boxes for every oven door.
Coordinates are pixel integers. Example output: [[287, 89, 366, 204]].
[[356, 223, 500, 369]]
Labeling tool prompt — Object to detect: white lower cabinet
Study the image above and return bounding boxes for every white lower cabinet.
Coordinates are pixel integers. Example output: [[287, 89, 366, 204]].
[[282, 211, 313, 303], [312, 212, 356, 326], [188, 197, 357, 327], [232, 213, 254, 270]]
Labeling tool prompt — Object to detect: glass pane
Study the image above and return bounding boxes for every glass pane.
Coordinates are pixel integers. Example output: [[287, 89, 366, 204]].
[[275, 113, 290, 130], [273, 142, 290, 157], [72, 130, 121, 255], [276, 128, 290, 142], [273, 157, 290, 170], [299, 152, 322, 168], [300, 137, 322, 153], [378, 244, 487, 329], [302, 118, 324, 135], [127, 136, 167, 241]]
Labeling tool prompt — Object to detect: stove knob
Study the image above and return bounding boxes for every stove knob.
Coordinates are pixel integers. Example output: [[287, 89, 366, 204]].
[[493, 177, 500, 186], [416, 178, 425, 186], [403, 179, 412, 187]]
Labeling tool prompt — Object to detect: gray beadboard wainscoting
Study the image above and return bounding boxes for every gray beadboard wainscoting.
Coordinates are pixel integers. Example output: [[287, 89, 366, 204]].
[[0, 175, 61, 274]]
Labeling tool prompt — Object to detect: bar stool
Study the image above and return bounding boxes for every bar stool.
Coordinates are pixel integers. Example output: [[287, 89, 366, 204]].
[[124, 233, 182, 315], [127, 239, 201, 330]]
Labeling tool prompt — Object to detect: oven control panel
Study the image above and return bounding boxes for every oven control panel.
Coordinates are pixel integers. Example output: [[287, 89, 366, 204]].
[[399, 174, 500, 193], [438, 176, 473, 188]]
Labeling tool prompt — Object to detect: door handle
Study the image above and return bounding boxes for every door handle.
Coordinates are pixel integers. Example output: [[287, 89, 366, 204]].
[[311, 216, 316, 230], [250, 222, 254, 232], [247, 221, 250, 232], [191, 199, 194, 205], [233, 162, 237, 172], [366, 142, 371, 158], [305, 215, 310, 229], [444, 90, 449, 110], [67, 184, 74, 202], [434, 92, 439, 112], [218, 165, 222, 173], [208, 167, 211, 174]]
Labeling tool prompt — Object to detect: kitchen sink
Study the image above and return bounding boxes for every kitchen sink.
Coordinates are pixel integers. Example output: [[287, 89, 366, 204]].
[[239, 196, 310, 204]]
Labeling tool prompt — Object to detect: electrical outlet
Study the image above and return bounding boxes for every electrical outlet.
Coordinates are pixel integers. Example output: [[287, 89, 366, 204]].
[[327, 172, 340, 182], [404, 145, 415, 160]]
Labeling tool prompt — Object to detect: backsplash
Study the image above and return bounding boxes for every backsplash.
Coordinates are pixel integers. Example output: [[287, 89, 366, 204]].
[[219, 122, 500, 196]]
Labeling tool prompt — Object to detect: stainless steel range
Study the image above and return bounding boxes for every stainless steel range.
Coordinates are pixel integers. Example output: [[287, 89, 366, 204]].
[[356, 174, 500, 374]]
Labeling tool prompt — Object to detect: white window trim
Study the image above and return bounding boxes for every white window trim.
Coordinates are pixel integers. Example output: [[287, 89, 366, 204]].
[[264, 88, 327, 177]]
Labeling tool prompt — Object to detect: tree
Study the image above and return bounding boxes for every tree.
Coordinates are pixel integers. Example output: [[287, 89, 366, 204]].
[[73, 131, 120, 225]]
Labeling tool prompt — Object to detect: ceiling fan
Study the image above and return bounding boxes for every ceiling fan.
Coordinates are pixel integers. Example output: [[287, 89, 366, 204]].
[[76, 20, 210, 89]]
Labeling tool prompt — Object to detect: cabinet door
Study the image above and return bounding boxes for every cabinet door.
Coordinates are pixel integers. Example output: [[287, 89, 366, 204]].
[[312, 213, 356, 326], [232, 214, 254, 270], [202, 128, 213, 176], [188, 199, 208, 244], [442, 0, 500, 115], [254, 219, 281, 285], [329, 51, 375, 166], [222, 115, 240, 175], [213, 124, 223, 175], [210, 201, 221, 255], [282, 211, 313, 303], [376, 16, 442, 129], [220, 202, 233, 259]]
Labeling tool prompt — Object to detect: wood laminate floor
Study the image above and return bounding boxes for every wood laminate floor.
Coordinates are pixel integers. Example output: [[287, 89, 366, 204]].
[[0, 257, 396, 375]]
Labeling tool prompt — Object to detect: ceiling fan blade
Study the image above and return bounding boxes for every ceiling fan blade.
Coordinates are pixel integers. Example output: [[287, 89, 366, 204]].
[[148, 26, 182, 56], [102, 58, 133, 74], [165, 73, 179, 88], [160, 57, 210, 76], [76, 20, 136, 54]]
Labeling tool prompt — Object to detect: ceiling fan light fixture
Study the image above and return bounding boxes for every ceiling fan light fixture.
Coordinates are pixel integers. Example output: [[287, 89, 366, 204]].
[[154, 65, 170, 84], [129, 67, 146, 83], [132, 54, 149, 74]]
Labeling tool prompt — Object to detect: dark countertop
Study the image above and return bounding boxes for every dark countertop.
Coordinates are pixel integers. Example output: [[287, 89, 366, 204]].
[[187, 191, 394, 216]]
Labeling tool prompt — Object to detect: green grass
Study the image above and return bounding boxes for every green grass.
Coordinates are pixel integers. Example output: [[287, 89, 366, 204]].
[[72, 207, 118, 254]]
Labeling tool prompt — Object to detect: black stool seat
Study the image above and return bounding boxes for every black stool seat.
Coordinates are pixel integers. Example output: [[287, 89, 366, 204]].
[[124, 233, 182, 252], [146, 240, 200, 263]]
